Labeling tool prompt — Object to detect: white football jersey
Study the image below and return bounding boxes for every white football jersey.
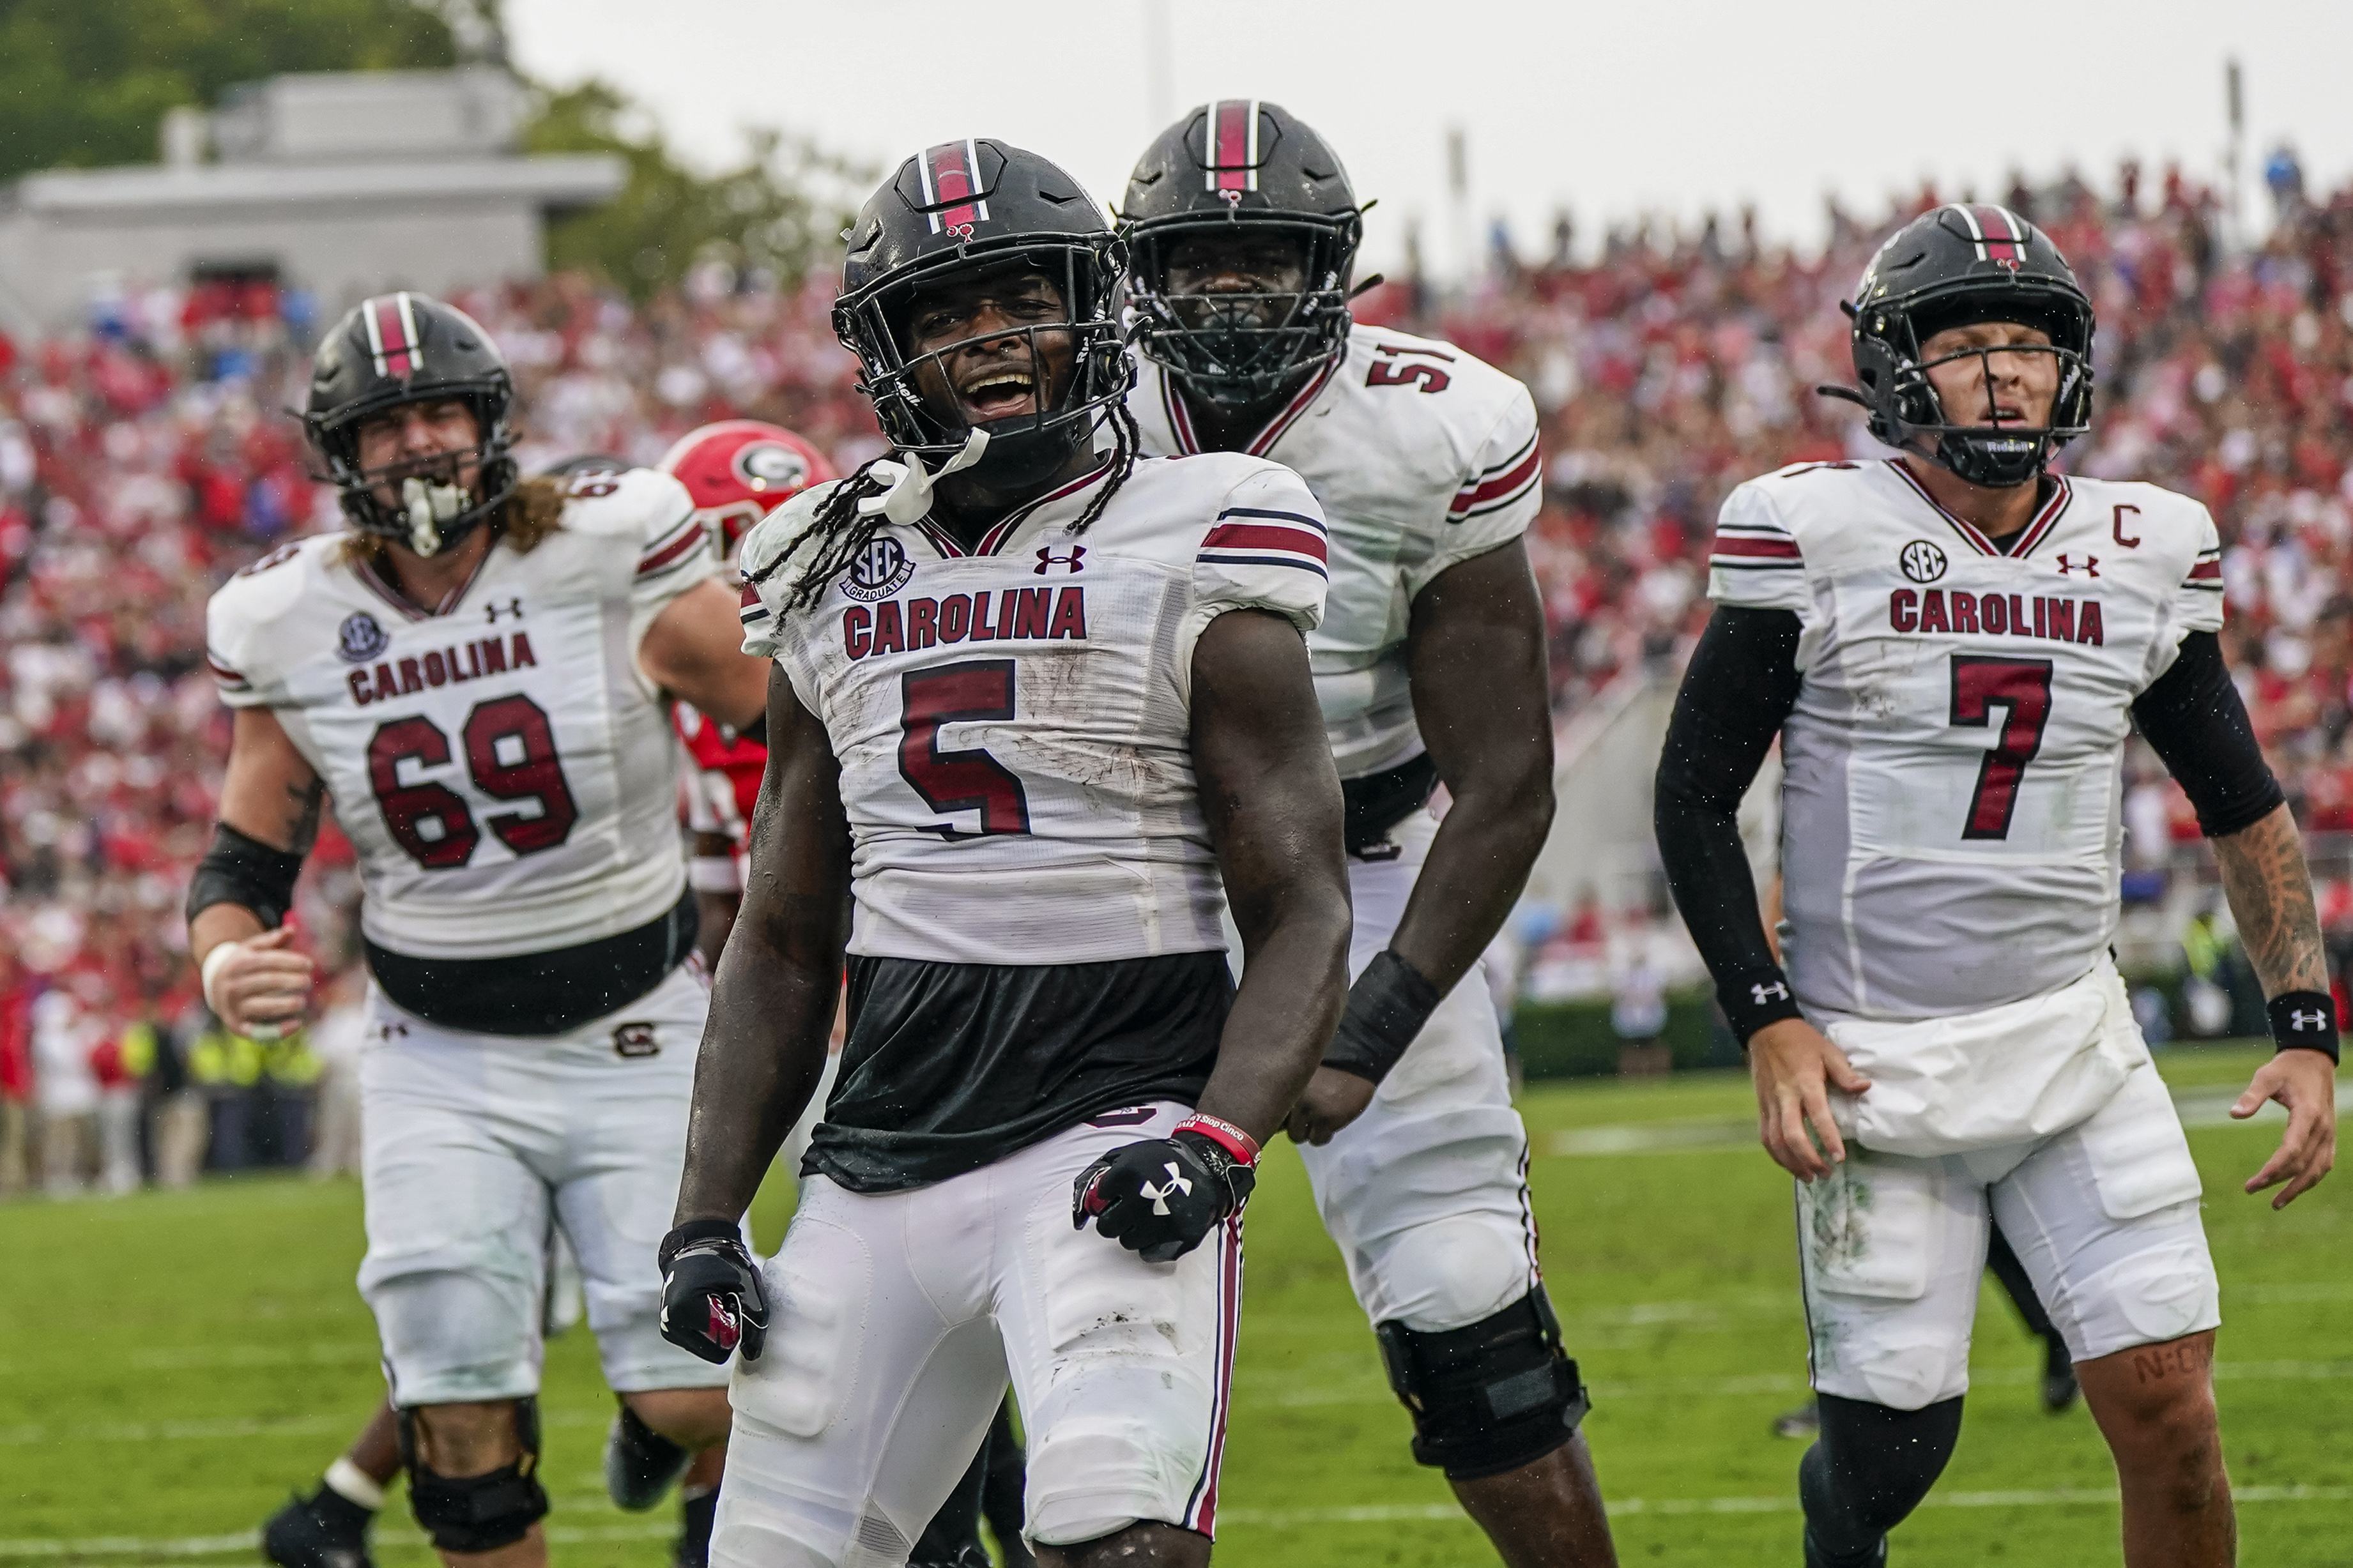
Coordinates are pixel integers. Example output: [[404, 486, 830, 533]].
[[206, 469, 717, 960], [739, 452, 1328, 966], [1709, 459, 2224, 1021], [1129, 324, 1542, 779]]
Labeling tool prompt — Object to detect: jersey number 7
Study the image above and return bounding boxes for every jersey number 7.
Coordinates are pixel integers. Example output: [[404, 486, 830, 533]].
[[1949, 656, 2053, 841], [898, 660, 1032, 839]]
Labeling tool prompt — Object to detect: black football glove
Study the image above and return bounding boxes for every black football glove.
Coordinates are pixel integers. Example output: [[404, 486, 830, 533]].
[[1072, 1117, 1259, 1264], [658, 1219, 768, 1364]]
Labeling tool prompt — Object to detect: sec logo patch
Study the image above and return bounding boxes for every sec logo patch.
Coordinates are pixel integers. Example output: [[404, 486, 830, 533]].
[[337, 611, 390, 664], [1899, 540, 1948, 584], [842, 535, 915, 603]]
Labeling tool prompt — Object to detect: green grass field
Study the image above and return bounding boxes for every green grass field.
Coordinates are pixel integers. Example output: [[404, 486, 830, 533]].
[[3, 1042, 2347, 1566]]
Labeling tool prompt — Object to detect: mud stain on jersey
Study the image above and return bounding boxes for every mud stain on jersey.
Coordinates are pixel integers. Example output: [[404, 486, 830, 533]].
[[1805, 1162, 1876, 1275]]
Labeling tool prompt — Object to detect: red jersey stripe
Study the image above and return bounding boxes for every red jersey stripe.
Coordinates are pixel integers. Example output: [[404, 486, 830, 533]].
[[636, 520, 707, 577], [1203, 522, 1328, 561], [1710, 535, 1802, 560], [1452, 446, 1542, 512]]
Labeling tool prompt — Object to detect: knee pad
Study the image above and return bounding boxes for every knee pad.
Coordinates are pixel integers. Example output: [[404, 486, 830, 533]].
[[1374, 1285, 1588, 1480], [397, 1397, 551, 1555], [1799, 1392, 1963, 1558]]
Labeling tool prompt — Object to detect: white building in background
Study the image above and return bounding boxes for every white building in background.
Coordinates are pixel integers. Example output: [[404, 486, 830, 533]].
[[0, 67, 624, 331]]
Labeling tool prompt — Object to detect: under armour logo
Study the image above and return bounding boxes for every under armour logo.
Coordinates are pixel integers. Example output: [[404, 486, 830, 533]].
[[2290, 1010, 2327, 1031], [1220, 190, 1243, 207], [1138, 1162, 1193, 1215], [1752, 981, 1790, 1005], [1035, 545, 1087, 575], [2055, 554, 2099, 577], [947, 223, 975, 242], [485, 597, 525, 623], [706, 1298, 739, 1351]]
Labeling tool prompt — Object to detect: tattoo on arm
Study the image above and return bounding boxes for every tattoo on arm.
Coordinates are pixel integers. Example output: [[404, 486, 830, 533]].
[[282, 778, 326, 856], [2214, 804, 2330, 996]]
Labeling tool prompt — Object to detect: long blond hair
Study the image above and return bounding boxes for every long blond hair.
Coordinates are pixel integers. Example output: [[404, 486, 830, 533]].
[[335, 475, 567, 567]]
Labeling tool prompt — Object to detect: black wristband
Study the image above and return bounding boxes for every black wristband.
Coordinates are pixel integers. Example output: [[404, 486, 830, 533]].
[[1717, 967, 1804, 1046], [1322, 950, 1444, 1085], [2267, 991, 2340, 1064], [659, 1217, 745, 1272], [185, 822, 305, 930]]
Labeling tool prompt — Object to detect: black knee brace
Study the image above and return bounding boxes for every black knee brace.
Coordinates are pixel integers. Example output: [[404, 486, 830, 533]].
[[1799, 1392, 1964, 1567], [396, 1397, 551, 1555], [1374, 1286, 1590, 1480]]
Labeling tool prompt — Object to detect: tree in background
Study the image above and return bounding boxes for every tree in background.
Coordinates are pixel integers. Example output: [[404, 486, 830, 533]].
[[0, 0, 457, 180], [0, 0, 858, 296], [524, 79, 864, 301]]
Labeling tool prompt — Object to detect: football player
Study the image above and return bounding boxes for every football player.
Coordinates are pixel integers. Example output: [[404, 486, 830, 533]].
[[657, 139, 1354, 1568], [191, 294, 771, 1568], [655, 422, 837, 962], [1118, 103, 1615, 1566], [1656, 206, 2336, 1567], [655, 418, 1031, 1568]]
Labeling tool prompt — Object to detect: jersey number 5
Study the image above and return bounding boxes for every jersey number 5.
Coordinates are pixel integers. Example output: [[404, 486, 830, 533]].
[[368, 695, 581, 867], [1949, 657, 2053, 841], [898, 660, 1032, 839]]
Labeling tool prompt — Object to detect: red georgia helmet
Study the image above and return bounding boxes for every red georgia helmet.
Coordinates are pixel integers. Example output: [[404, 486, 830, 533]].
[[655, 420, 838, 556]]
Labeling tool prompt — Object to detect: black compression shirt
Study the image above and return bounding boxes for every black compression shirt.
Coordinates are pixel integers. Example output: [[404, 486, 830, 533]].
[[1654, 612, 2282, 1042], [806, 950, 1231, 1192]]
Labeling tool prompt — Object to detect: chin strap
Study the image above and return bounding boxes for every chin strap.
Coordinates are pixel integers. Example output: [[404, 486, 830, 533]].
[[855, 429, 990, 527], [402, 475, 475, 556]]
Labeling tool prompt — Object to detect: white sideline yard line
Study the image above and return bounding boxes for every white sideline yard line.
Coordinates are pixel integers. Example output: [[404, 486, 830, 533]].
[[1218, 1484, 2353, 1528], [0, 1408, 608, 1447], [1547, 1083, 2353, 1157], [1253, 1359, 2353, 1409], [0, 1522, 673, 1560], [7, 1488, 2350, 1558]]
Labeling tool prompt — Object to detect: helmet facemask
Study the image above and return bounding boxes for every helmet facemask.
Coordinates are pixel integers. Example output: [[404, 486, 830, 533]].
[[1126, 210, 1361, 409], [312, 384, 519, 556], [835, 238, 1133, 492]]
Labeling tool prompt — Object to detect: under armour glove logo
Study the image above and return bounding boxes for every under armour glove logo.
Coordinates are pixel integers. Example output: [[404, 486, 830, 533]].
[[1073, 1129, 1255, 1264], [1138, 1163, 1193, 1214], [657, 1220, 767, 1365], [1752, 981, 1791, 1005]]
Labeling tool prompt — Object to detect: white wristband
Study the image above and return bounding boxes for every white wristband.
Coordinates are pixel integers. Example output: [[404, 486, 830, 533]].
[[689, 854, 744, 894]]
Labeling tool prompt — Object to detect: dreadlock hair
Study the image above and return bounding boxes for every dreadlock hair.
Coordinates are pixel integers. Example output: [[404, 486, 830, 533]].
[[764, 402, 1144, 616]]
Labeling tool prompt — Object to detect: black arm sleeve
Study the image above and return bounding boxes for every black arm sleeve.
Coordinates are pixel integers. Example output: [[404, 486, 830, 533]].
[[184, 823, 305, 931], [2130, 632, 2285, 839], [1653, 606, 1805, 1042]]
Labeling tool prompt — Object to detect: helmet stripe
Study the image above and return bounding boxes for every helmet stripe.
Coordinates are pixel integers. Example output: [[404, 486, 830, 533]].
[[364, 293, 419, 379], [921, 139, 989, 236], [1975, 204, 2023, 263], [1207, 100, 1259, 194], [1945, 202, 1988, 263]]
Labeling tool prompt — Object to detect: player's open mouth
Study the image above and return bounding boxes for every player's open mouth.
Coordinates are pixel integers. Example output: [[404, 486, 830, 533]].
[[957, 367, 1039, 421]]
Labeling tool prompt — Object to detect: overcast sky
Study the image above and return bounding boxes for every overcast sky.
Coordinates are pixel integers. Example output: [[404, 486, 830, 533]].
[[503, 0, 2353, 278]]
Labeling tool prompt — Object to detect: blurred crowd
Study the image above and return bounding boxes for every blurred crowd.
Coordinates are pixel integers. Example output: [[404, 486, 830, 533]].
[[7, 156, 2353, 1187]]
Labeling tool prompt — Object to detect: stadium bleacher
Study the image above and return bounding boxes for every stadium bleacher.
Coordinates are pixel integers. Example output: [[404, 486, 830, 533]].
[[6, 159, 2352, 1187]]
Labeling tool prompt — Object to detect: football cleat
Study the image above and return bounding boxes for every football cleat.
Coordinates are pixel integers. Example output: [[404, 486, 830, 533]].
[[1802, 1526, 1889, 1568], [261, 1487, 375, 1568], [2041, 1335, 2080, 1414], [604, 1403, 693, 1512], [673, 1487, 719, 1568]]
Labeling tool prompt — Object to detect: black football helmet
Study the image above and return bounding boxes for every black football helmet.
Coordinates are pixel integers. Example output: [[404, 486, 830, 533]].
[[305, 292, 518, 554], [834, 139, 1130, 491], [1120, 100, 1364, 409], [1840, 204, 2094, 488]]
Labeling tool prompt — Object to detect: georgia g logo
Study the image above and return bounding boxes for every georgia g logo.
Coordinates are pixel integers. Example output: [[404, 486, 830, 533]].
[[841, 535, 915, 602], [1899, 540, 1949, 584], [733, 441, 810, 494]]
